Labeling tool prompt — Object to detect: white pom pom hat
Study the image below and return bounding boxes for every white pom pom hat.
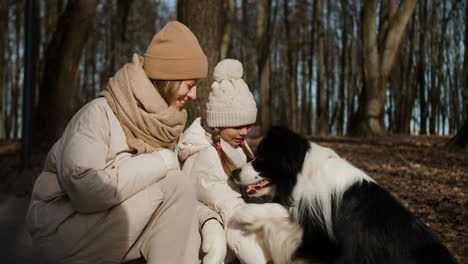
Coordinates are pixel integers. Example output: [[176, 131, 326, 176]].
[[206, 59, 257, 127]]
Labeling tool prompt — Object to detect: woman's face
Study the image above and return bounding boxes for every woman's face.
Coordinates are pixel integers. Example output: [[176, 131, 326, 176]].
[[172, 79, 198, 110], [219, 125, 253, 148]]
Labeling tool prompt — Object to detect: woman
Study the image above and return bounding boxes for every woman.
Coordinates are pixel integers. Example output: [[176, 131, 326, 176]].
[[26, 21, 224, 264], [178, 59, 269, 263]]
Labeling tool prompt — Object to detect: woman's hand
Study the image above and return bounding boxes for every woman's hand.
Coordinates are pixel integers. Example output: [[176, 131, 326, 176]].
[[201, 219, 226, 264]]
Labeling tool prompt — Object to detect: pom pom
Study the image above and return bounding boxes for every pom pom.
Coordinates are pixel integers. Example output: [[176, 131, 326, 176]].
[[213, 59, 243, 82]]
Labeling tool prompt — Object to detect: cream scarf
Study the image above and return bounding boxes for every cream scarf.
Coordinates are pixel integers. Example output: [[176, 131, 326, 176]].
[[99, 54, 187, 154]]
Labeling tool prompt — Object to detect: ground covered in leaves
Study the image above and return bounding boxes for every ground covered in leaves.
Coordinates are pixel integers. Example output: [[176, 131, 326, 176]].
[[1, 135, 467, 263]]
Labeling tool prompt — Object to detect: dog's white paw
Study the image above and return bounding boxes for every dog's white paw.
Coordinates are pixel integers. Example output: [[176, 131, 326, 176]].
[[231, 204, 304, 264], [231, 204, 258, 226], [231, 203, 290, 231]]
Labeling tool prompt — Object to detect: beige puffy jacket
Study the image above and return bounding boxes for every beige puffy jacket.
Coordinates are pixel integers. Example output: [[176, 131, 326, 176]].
[[178, 118, 269, 264], [26, 98, 218, 263]]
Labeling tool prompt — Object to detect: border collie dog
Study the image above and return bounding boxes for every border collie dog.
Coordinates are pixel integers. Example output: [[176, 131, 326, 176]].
[[231, 127, 456, 264]]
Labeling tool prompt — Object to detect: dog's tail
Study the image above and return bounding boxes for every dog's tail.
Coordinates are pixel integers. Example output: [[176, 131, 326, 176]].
[[232, 204, 303, 264]]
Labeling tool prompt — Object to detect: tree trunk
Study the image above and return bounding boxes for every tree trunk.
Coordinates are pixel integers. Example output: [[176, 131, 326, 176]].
[[177, 0, 222, 126], [446, 117, 468, 148], [315, 0, 329, 136], [300, 51, 308, 134], [102, 0, 117, 89], [463, 2, 468, 126], [429, 1, 439, 135], [282, 0, 297, 131], [220, 0, 235, 60], [116, 0, 133, 66], [35, 0, 98, 145], [346, 1, 359, 135], [449, 57, 459, 134], [418, 0, 428, 134], [403, 44, 417, 134], [393, 17, 416, 134], [33, 0, 41, 109], [241, 0, 250, 85], [257, 0, 274, 135], [12, 1, 23, 139], [307, 0, 316, 135], [0, 1, 9, 138], [449, 21, 461, 134], [337, 0, 349, 136], [349, 0, 417, 137]]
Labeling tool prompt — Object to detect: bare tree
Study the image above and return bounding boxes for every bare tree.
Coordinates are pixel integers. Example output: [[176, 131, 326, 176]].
[[446, 117, 468, 148], [35, 0, 98, 145], [315, 0, 329, 136], [307, 0, 317, 135], [391, 15, 417, 134], [418, 0, 428, 135], [463, 1, 468, 126], [349, 0, 417, 137], [0, 0, 9, 138], [429, 0, 442, 135], [257, 0, 276, 135], [220, 0, 235, 60], [282, 0, 298, 131], [177, 0, 223, 125], [297, 0, 310, 134], [241, 0, 253, 85], [10, 1, 23, 139], [447, 2, 468, 148], [337, 0, 350, 136]]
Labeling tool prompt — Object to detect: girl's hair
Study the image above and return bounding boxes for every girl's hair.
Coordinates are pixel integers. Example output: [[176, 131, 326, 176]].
[[209, 127, 255, 177], [151, 79, 182, 105]]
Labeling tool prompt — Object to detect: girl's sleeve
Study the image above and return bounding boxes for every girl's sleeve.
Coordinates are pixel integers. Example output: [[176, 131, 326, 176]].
[[56, 102, 176, 213], [197, 201, 223, 231], [188, 147, 245, 222]]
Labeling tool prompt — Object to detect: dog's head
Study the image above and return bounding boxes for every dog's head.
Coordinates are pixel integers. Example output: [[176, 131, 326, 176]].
[[232, 126, 310, 205]]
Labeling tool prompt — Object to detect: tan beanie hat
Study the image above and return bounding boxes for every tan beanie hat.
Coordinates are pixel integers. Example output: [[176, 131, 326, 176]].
[[206, 59, 257, 127], [143, 21, 208, 80]]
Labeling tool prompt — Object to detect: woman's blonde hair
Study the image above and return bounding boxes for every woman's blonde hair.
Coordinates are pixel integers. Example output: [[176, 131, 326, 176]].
[[209, 127, 255, 177], [151, 79, 182, 105]]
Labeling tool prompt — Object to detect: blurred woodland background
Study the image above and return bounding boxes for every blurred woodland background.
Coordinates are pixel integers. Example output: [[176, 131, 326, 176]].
[[0, 0, 467, 148]]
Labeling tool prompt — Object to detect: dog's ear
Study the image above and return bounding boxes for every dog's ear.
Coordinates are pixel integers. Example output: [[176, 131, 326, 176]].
[[265, 126, 309, 169], [256, 126, 293, 155], [265, 126, 308, 147], [267, 126, 295, 141]]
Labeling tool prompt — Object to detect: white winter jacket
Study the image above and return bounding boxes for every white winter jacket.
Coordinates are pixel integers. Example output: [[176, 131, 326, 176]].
[[178, 118, 269, 264], [26, 98, 219, 263]]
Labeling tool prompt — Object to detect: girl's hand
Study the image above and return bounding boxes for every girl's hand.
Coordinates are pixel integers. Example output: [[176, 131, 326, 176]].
[[201, 219, 226, 264]]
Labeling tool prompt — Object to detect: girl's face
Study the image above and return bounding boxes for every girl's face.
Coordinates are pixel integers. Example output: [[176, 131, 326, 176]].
[[219, 125, 253, 148], [172, 79, 198, 110]]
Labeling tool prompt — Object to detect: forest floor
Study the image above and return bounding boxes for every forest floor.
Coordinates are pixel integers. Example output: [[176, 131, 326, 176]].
[[0, 135, 467, 263]]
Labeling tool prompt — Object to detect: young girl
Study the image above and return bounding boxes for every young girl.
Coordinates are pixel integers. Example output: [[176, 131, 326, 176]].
[[178, 59, 269, 263], [26, 21, 224, 264]]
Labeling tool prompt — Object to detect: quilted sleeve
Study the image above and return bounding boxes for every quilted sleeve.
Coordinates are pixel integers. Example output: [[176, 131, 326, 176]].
[[187, 147, 245, 222], [56, 101, 173, 213]]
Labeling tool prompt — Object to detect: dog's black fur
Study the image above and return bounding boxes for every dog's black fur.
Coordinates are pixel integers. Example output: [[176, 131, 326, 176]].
[[233, 126, 457, 264]]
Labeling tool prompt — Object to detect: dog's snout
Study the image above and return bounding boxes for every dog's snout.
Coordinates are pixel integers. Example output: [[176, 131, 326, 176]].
[[232, 168, 241, 181]]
